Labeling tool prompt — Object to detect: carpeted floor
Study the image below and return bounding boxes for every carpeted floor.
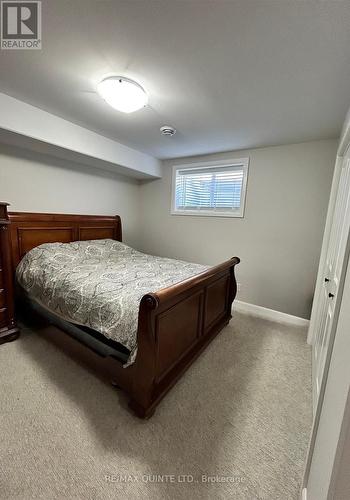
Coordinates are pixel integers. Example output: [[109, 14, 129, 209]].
[[0, 312, 312, 500]]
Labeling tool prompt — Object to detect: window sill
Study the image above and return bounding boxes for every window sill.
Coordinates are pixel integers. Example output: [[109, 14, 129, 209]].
[[171, 210, 244, 218]]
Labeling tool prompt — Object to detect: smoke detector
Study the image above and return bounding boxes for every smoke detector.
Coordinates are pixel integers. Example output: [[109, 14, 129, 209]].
[[160, 125, 176, 136]]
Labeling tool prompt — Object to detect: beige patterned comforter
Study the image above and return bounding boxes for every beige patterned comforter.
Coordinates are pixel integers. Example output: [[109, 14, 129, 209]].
[[16, 239, 209, 365]]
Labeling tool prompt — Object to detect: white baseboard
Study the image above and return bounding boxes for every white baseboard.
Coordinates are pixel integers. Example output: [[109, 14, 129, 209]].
[[233, 300, 310, 327], [301, 487, 307, 500]]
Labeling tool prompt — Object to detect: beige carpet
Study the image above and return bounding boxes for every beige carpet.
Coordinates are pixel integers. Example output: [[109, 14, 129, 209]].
[[0, 312, 312, 500]]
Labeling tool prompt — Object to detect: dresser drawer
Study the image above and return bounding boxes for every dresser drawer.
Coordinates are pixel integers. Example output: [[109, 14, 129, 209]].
[[0, 202, 19, 341], [0, 289, 6, 309], [0, 308, 7, 328]]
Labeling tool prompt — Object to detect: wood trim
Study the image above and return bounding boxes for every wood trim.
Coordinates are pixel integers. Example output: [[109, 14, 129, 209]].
[[151, 259, 238, 304], [0, 202, 19, 343], [78, 226, 118, 241], [8, 210, 122, 267], [129, 257, 239, 418], [154, 291, 204, 383], [16, 226, 75, 260], [8, 211, 122, 223]]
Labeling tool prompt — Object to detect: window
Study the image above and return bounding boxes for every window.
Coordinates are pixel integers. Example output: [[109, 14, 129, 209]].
[[171, 158, 249, 218]]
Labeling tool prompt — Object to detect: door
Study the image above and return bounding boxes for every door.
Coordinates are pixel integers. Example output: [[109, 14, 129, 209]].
[[313, 146, 350, 405]]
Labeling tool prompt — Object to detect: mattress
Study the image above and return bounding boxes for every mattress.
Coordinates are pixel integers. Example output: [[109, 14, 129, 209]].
[[16, 239, 209, 366]]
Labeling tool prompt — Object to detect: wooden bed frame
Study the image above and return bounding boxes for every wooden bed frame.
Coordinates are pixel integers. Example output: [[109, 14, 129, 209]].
[[0, 203, 240, 418]]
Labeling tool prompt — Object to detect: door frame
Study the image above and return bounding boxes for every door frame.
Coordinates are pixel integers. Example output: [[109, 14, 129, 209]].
[[308, 154, 342, 348], [308, 111, 350, 346], [312, 151, 350, 409], [303, 233, 350, 496], [302, 110, 350, 497]]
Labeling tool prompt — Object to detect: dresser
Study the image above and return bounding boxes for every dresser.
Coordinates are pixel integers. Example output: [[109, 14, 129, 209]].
[[0, 203, 19, 344]]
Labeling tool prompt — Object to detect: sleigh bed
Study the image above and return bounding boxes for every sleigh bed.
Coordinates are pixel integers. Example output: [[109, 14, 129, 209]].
[[0, 202, 240, 418]]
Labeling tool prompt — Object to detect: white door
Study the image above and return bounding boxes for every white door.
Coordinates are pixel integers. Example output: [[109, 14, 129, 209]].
[[313, 146, 350, 405]]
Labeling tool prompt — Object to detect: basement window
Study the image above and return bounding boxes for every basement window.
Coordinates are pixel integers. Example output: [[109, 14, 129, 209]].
[[171, 158, 249, 218]]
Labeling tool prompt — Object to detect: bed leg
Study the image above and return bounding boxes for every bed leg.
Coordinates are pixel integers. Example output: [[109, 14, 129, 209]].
[[128, 399, 156, 419]]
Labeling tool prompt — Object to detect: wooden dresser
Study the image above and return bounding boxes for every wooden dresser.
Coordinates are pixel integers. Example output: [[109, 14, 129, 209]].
[[0, 202, 19, 344]]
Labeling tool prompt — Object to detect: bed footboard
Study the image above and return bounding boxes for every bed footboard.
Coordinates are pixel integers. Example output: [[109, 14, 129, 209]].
[[129, 257, 240, 418]]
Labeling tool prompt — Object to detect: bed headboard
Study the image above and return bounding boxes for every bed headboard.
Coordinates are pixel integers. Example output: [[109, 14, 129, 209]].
[[1, 203, 122, 268]]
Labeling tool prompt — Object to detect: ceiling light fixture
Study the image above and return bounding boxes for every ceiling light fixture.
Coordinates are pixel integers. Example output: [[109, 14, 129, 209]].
[[97, 76, 148, 113]]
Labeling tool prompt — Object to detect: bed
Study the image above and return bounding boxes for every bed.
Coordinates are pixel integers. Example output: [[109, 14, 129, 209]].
[[0, 203, 240, 418]]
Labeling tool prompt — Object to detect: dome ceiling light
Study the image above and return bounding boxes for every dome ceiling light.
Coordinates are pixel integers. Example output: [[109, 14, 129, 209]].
[[97, 76, 148, 113]]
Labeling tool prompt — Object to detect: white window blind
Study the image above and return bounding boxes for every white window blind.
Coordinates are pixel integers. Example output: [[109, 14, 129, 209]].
[[172, 159, 248, 218]]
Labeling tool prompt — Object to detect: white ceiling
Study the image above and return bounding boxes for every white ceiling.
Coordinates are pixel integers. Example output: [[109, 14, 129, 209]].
[[0, 0, 349, 159]]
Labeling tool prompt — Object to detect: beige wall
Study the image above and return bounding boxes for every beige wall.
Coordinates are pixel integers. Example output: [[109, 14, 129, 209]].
[[0, 139, 337, 318], [139, 139, 337, 319], [0, 144, 141, 247]]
